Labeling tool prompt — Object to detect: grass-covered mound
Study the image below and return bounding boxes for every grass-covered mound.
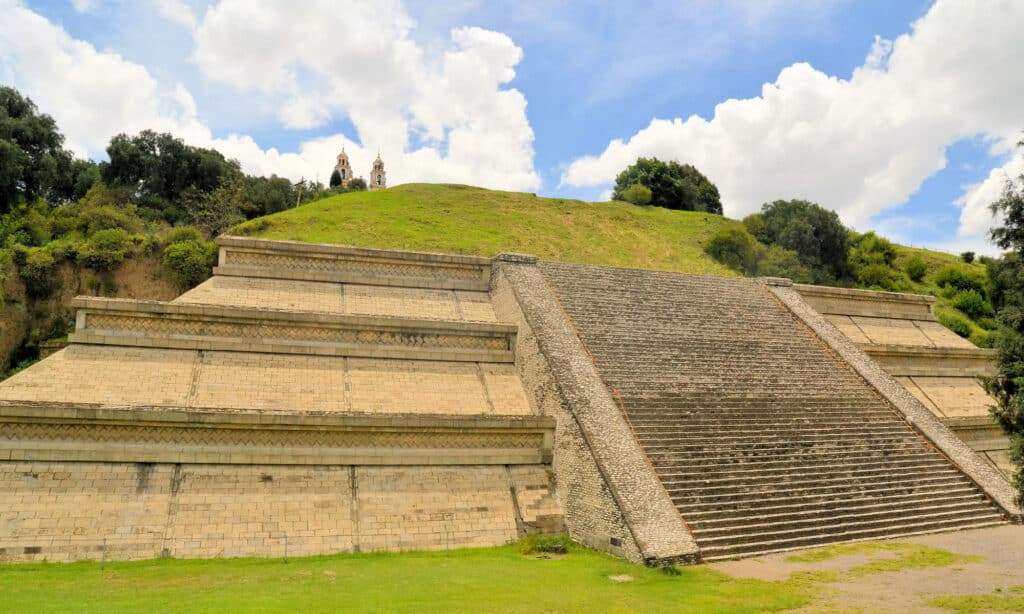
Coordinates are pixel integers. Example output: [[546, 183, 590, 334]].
[[232, 183, 742, 276]]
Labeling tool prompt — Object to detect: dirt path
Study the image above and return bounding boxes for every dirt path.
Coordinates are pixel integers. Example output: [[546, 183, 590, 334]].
[[710, 525, 1024, 613]]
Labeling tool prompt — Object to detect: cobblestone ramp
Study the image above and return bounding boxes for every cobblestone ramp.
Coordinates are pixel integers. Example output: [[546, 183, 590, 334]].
[[540, 262, 1004, 561]]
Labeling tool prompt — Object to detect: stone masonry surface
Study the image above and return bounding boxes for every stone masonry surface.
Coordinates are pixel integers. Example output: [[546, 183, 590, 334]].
[[493, 258, 697, 565], [0, 462, 558, 561], [541, 262, 1007, 560]]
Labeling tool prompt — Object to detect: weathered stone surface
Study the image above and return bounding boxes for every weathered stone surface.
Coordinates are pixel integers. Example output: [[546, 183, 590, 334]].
[[540, 262, 1006, 560]]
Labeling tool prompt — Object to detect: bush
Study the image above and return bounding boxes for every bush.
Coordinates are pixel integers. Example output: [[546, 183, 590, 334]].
[[162, 240, 215, 289], [850, 231, 898, 267], [517, 534, 571, 555], [78, 228, 130, 270], [855, 263, 905, 291], [704, 225, 758, 274], [961, 251, 976, 263], [756, 199, 849, 282], [970, 328, 995, 348], [741, 213, 764, 238], [950, 289, 994, 319], [164, 225, 205, 245], [755, 245, 813, 282], [904, 256, 927, 282], [621, 183, 652, 206], [19, 247, 55, 297], [78, 204, 141, 235], [934, 265, 987, 294], [938, 312, 972, 338]]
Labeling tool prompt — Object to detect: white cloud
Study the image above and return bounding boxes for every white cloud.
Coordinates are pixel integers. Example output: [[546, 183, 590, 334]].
[[192, 0, 539, 190], [561, 0, 1024, 244], [70, 0, 97, 13], [956, 147, 1024, 240], [155, 0, 197, 30], [0, 1, 538, 192]]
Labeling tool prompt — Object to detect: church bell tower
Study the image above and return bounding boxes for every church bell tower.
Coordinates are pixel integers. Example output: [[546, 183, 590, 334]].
[[369, 152, 387, 190], [334, 147, 353, 187]]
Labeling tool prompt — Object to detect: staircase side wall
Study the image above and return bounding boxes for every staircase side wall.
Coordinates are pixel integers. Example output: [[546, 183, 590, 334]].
[[769, 282, 1022, 521], [491, 259, 699, 565]]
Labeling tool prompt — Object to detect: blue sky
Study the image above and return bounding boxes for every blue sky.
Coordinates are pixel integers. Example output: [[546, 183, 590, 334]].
[[2, 0, 1022, 254]]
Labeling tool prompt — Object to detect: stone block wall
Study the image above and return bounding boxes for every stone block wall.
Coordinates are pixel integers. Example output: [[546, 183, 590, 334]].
[[0, 462, 558, 562]]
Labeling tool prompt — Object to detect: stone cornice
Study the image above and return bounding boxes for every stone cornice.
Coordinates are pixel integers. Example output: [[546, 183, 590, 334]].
[[68, 297, 516, 362], [215, 236, 491, 290], [794, 283, 936, 320], [0, 401, 554, 466], [858, 343, 996, 377]]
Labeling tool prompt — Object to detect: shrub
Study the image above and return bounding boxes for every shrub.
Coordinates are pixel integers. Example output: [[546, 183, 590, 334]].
[[78, 228, 130, 270], [950, 289, 994, 320], [18, 247, 55, 297], [704, 225, 758, 274], [78, 204, 141, 235], [518, 534, 571, 555], [934, 265, 986, 294], [960, 251, 976, 263], [855, 263, 905, 291], [904, 256, 927, 282], [755, 245, 813, 282], [741, 213, 764, 238], [621, 183, 652, 206], [970, 328, 995, 348], [977, 316, 999, 331], [162, 240, 215, 289], [850, 231, 898, 267], [938, 312, 972, 338], [164, 226, 205, 245]]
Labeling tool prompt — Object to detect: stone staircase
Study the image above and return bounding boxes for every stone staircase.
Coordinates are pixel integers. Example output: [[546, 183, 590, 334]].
[[540, 262, 1005, 561]]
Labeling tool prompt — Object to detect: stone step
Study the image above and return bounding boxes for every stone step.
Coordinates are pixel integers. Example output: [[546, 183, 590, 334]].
[[674, 479, 978, 511], [691, 499, 993, 536], [635, 425, 913, 442], [656, 458, 952, 485], [664, 468, 964, 496], [699, 518, 1003, 562], [696, 506, 1002, 549], [679, 485, 986, 520], [642, 435, 924, 454], [647, 443, 934, 465]]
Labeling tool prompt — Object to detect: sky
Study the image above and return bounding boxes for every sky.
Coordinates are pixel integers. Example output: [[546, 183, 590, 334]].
[[1, 0, 1022, 255]]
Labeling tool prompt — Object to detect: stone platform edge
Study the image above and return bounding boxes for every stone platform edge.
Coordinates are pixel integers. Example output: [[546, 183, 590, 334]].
[[493, 254, 700, 566], [0, 401, 554, 466], [69, 297, 515, 363], [794, 282, 936, 320], [768, 282, 1022, 521], [858, 343, 996, 377], [215, 236, 491, 291]]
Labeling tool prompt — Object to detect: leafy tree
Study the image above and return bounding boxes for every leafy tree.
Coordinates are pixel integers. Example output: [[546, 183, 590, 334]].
[[703, 225, 758, 273], [101, 130, 234, 215], [621, 184, 652, 206], [0, 86, 76, 211], [246, 175, 294, 216], [162, 238, 216, 289], [961, 251, 976, 263], [329, 169, 342, 188], [754, 199, 850, 283], [347, 177, 367, 191], [78, 228, 130, 270], [184, 169, 249, 236], [754, 244, 813, 282], [985, 155, 1024, 502], [612, 157, 722, 213]]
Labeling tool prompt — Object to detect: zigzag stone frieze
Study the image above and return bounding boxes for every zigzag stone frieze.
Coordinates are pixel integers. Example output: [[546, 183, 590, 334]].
[[69, 297, 516, 362], [215, 236, 491, 290]]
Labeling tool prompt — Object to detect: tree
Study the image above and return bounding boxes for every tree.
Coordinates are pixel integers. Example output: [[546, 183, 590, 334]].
[[347, 177, 367, 191], [329, 169, 342, 188], [612, 157, 722, 213], [246, 175, 295, 216], [754, 199, 850, 282], [101, 130, 234, 214], [985, 159, 1024, 502], [0, 86, 76, 211]]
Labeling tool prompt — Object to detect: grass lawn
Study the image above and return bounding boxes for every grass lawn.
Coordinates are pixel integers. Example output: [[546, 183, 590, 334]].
[[0, 543, 810, 613], [232, 183, 742, 277]]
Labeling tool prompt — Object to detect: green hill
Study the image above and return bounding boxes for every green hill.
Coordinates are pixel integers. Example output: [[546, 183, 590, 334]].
[[234, 183, 993, 346], [233, 183, 741, 276]]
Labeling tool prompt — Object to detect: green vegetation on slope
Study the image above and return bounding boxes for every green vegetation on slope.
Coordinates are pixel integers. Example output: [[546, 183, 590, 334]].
[[0, 543, 809, 614], [233, 183, 747, 276]]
